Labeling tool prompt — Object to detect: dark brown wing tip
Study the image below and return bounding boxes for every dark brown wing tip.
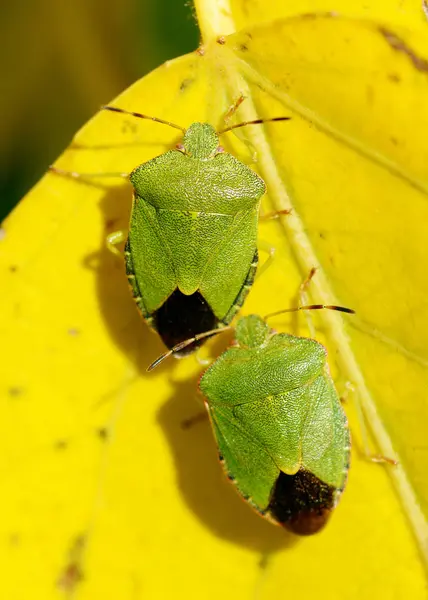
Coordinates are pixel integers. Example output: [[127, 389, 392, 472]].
[[267, 469, 338, 536], [284, 507, 332, 536]]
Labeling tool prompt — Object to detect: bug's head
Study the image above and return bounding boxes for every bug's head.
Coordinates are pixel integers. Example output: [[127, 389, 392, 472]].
[[235, 315, 270, 349], [182, 123, 220, 159]]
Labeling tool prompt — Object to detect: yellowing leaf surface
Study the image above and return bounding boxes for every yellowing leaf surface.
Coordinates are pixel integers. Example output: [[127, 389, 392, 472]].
[[1, 2, 427, 599]]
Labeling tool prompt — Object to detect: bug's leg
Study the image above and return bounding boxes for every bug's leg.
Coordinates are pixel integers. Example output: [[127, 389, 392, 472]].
[[256, 239, 277, 280], [106, 230, 127, 257], [49, 166, 129, 179], [219, 98, 291, 162], [223, 94, 246, 125], [297, 267, 318, 338], [220, 96, 257, 162], [259, 207, 292, 221], [194, 346, 213, 367], [340, 381, 398, 466], [257, 209, 291, 277]]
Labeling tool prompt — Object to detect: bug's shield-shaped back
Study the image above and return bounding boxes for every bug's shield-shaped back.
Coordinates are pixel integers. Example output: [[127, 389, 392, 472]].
[[201, 332, 350, 529], [129, 146, 264, 320]]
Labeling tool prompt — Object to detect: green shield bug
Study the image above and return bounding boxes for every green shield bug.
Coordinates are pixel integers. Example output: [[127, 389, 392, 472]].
[[102, 106, 290, 354], [149, 302, 354, 535]]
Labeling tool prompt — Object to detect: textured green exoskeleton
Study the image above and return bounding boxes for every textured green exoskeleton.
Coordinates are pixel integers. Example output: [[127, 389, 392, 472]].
[[199, 315, 350, 535], [125, 122, 265, 354]]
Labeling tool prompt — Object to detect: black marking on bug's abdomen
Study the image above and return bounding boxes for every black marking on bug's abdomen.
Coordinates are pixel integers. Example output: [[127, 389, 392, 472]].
[[153, 289, 217, 355], [125, 240, 258, 354], [267, 469, 336, 536]]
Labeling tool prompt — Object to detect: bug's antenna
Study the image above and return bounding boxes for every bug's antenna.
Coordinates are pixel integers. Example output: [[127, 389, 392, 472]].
[[147, 326, 232, 372], [102, 106, 186, 133], [264, 304, 355, 321], [218, 117, 291, 135]]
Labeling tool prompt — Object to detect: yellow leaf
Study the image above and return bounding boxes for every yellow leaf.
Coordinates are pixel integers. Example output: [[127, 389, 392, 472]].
[[226, 0, 428, 31], [1, 2, 427, 600]]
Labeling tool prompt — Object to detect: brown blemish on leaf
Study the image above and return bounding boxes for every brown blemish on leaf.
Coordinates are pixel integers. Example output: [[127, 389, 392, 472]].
[[300, 11, 338, 20], [9, 265, 18, 273], [105, 217, 119, 230], [379, 27, 428, 72], [97, 427, 109, 441], [258, 552, 272, 569], [366, 84, 375, 106], [9, 533, 20, 546], [180, 78, 194, 92], [216, 35, 226, 45], [387, 72, 401, 83], [8, 387, 23, 398], [54, 439, 69, 450], [57, 535, 85, 593]]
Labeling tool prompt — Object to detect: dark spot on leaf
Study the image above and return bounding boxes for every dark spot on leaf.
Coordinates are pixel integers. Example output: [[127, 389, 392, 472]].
[[300, 12, 318, 19], [379, 27, 428, 72], [319, 232, 326, 240], [105, 217, 119, 229], [57, 562, 84, 592], [68, 328, 80, 336], [55, 439, 69, 450], [57, 535, 86, 593], [9, 265, 18, 273], [97, 427, 109, 441], [390, 136, 398, 146], [181, 411, 208, 429], [239, 43, 248, 52], [180, 78, 194, 92], [388, 72, 401, 83], [216, 35, 226, 45], [8, 387, 23, 398], [9, 533, 20, 546], [259, 553, 271, 569], [300, 11, 338, 19]]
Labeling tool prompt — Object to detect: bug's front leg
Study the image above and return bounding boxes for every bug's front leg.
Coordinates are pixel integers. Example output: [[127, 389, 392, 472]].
[[106, 230, 127, 257]]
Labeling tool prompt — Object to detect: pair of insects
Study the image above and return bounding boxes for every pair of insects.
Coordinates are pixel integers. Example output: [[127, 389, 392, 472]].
[[53, 103, 352, 535]]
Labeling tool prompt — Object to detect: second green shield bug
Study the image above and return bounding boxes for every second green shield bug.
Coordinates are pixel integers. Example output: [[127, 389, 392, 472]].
[[149, 303, 353, 535], [103, 106, 290, 355]]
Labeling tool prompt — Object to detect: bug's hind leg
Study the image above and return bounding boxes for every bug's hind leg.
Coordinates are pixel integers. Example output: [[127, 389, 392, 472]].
[[340, 382, 398, 466]]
